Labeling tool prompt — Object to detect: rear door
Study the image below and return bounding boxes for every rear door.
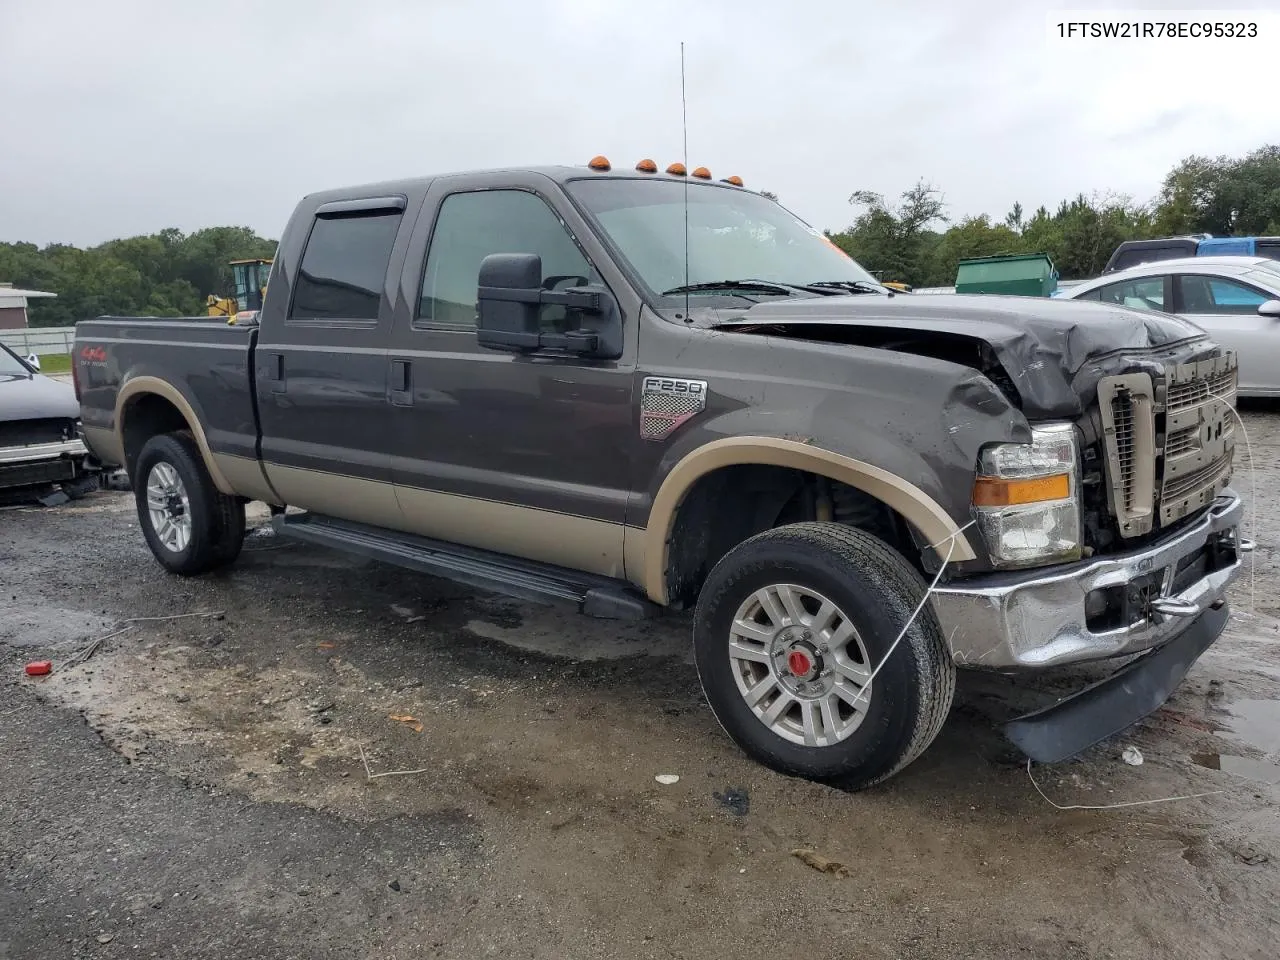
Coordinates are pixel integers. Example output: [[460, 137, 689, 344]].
[[383, 172, 640, 578], [255, 196, 416, 525], [1173, 272, 1276, 395]]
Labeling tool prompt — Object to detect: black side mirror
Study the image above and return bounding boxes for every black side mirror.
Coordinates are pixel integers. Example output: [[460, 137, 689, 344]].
[[476, 253, 621, 358], [1258, 299, 1280, 319]]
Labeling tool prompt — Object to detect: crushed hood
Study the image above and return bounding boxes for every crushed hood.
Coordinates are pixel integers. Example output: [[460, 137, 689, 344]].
[[0, 372, 80, 423], [711, 293, 1211, 418]]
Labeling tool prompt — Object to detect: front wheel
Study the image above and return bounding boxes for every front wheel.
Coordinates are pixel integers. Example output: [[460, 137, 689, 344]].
[[134, 432, 244, 575], [693, 522, 955, 790]]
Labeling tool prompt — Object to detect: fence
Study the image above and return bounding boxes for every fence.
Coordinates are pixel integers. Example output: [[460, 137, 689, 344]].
[[0, 326, 77, 356]]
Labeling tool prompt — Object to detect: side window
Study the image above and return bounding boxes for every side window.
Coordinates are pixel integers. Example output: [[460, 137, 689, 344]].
[[1178, 275, 1269, 314], [290, 212, 403, 322], [1072, 287, 1102, 301], [418, 190, 597, 331], [1096, 277, 1165, 312]]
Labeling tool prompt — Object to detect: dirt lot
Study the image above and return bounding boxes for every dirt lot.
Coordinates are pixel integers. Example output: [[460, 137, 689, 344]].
[[4, 410, 1280, 960]]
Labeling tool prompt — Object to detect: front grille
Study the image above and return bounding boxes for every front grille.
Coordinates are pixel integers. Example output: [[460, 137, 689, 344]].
[[1096, 352, 1237, 540], [1166, 367, 1237, 411], [1098, 373, 1157, 537], [1164, 427, 1199, 459], [1164, 456, 1232, 501], [1111, 391, 1137, 512], [0, 418, 75, 447]]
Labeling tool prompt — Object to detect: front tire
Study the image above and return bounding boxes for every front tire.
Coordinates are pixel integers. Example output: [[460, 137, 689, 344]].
[[134, 432, 244, 575], [693, 522, 955, 790]]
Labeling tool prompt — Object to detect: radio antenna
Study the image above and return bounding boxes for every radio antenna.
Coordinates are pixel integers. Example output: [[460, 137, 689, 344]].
[[681, 41, 690, 322]]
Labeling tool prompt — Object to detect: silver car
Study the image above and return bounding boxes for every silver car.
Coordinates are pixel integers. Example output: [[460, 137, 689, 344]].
[[1062, 256, 1280, 397]]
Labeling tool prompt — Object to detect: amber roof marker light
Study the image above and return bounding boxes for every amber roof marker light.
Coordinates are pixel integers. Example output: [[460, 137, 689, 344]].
[[666, 162, 687, 176], [588, 155, 611, 171], [720, 175, 744, 187], [692, 166, 711, 179], [636, 159, 658, 173]]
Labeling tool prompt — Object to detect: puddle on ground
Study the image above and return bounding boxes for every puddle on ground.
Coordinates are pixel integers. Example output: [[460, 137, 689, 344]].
[[1223, 699, 1280, 755], [1191, 752, 1280, 783]]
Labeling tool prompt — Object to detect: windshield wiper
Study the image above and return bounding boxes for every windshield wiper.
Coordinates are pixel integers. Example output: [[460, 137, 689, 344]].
[[807, 280, 889, 295], [661, 279, 822, 298]]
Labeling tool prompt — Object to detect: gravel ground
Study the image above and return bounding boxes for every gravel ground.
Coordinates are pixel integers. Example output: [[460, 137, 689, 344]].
[[3, 409, 1280, 959]]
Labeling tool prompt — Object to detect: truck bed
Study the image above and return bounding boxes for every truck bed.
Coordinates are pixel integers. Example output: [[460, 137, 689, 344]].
[[75, 315, 261, 473]]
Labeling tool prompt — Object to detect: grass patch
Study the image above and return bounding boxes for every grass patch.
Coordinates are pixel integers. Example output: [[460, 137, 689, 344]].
[[35, 353, 72, 374]]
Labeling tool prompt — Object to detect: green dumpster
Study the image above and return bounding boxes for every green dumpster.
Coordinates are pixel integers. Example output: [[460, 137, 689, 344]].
[[954, 253, 1058, 297]]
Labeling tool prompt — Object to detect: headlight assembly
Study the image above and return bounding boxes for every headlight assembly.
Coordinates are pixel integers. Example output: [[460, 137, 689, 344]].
[[972, 422, 1081, 568]]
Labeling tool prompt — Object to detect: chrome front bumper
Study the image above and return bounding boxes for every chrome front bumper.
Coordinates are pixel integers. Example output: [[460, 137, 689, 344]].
[[931, 490, 1245, 670], [0, 438, 89, 465]]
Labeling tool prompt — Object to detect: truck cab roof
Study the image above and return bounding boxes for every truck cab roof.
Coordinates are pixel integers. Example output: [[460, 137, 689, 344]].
[[299, 163, 759, 207]]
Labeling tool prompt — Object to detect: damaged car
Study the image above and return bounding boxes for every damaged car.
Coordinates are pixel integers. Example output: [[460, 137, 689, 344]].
[[73, 157, 1247, 789], [0, 343, 100, 504]]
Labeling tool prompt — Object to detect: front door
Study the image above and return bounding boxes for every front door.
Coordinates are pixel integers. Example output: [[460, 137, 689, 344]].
[[385, 175, 638, 579], [1174, 273, 1275, 395], [255, 199, 411, 527]]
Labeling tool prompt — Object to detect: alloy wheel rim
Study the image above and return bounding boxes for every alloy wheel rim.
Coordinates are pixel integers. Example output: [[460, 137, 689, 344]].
[[727, 583, 872, 747], [145, 462, 192, 553]]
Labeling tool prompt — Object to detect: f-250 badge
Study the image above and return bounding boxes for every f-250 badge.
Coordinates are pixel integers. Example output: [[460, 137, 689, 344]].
[[640, 376, 707, 441]]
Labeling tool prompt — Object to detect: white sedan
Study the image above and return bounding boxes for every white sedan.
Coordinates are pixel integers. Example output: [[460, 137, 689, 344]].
[[1061, 256, 1280, 397]]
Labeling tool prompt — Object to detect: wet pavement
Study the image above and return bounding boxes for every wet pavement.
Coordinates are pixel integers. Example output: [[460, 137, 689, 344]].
[[3, 408, 1280, 959]]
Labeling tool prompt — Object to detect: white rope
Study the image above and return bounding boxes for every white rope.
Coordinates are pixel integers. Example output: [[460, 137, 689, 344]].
[[848, 519, 976, 708], [1207, 390, 1256, 616], [1026, 758, 1231, 810]]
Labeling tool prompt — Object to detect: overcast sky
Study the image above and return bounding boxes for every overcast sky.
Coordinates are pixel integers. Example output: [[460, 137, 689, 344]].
[[2, 0, 1277, 247]]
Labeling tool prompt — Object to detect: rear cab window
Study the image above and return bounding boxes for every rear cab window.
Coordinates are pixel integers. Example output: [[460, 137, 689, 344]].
[[291, 208, 405, 323]]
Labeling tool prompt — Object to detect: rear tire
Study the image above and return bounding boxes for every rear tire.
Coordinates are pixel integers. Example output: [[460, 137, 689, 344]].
[[134, 431, 245, 575], [693, 522, 955, 790]]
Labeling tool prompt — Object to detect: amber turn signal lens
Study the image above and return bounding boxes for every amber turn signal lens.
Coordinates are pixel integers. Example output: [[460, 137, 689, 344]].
[[692, 166, 711, 179], [588, 155, 611, 171], [636, 159, 658, 173], [972, 474, 1070, 507], [666, 162, 687, 176]]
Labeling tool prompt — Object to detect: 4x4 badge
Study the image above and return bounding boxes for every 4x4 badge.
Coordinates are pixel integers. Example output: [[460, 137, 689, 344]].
[[640, 376, 708, 441]]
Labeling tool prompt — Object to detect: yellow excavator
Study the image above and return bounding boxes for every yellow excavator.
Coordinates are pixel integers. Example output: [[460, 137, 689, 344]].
[[207, 258, 272, 322]]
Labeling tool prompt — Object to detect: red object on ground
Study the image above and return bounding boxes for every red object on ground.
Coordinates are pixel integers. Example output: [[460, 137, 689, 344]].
[[25, 661, 52, 676]]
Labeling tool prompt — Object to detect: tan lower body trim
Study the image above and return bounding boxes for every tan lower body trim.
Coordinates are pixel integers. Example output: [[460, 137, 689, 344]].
[[82, 424, 124, 467], [622, 526, 647, 591], [212, 454, 282, 505], [265, 464, 403, 531], [396, 484, 625, 580], [262, 464, 626, 580], [642, 436, 977, 604]]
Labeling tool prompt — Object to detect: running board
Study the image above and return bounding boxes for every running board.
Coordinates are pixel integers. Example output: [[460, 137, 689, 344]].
[[272, 512, 659, 621]]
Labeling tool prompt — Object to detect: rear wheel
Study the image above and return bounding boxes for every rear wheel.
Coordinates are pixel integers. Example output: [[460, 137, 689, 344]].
[[134, 432, 244, 575], [693, 522, 955, 790]]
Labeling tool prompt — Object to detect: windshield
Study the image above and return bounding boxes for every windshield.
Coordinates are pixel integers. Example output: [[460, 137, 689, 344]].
[[566, 178, 878, 300], [0, 344, 33, 376]]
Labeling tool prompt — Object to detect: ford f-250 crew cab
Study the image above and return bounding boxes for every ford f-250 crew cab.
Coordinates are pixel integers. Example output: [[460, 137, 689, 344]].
[[74, 157, 1248, 789]]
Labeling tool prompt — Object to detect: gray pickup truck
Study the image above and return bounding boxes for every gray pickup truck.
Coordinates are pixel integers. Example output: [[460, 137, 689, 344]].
[[74, 157, 1247, 789]]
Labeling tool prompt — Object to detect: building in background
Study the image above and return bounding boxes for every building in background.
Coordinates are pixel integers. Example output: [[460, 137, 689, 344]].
[[0, 283, 57, 329]]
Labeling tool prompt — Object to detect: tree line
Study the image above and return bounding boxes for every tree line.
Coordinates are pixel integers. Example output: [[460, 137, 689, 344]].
[[3, 144, 1278, 326], [824, 144, 1280, 287], [0, 227, 276, 327]]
